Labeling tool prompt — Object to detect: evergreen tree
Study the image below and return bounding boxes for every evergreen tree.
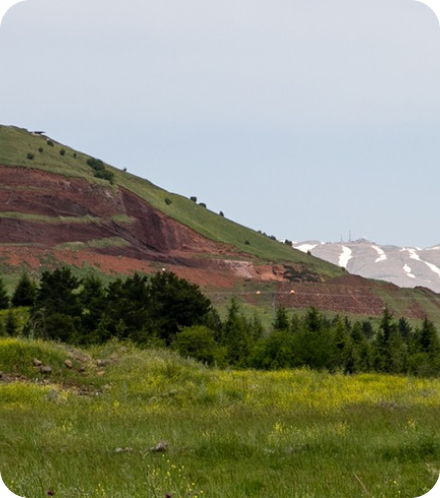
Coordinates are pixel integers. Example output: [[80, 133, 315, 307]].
[[290, 314, 301, 334], [408, 318, 440, 376], [292, 308, 334, 370], [371, 308, 395, 372], [78, 274, 108, 342], [147, 271, 212, 345], [331, 317, 354, 373], [34, 267, 80, 317], [31, 267, 80, 341], [0, 278, 9, 310], [12, 273, 37, 307], [413, 318, 440, 356], [273, 306, 289, 331], [350, 322, 371, 372], [250, 330, 296, 370], [398, 317, 412, 340], [5, 309, 18, 336], [220, 299, 254, 366], [104, 273, 150, 341]]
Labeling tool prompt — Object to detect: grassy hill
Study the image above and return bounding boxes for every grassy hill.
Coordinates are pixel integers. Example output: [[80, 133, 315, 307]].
[[0, 125, 341, 277]]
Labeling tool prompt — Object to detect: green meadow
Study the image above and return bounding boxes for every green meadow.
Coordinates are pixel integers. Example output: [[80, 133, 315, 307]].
[[0, 338, 439, 498]]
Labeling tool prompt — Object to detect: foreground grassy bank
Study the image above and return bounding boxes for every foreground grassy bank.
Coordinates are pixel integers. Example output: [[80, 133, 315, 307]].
[[0, 338, 439, 498]]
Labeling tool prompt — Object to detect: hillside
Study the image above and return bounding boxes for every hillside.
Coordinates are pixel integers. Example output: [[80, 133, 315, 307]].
[[2, 125, 440, 324], [0, 126, 338, 282]]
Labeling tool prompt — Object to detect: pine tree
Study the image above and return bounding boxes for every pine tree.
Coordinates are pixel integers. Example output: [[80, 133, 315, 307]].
[[147, 271, 211, 345], [0, 277, 9, 310], [273, 306, 289, 331], [12, 273, 37, 307], [5, 309, 18, 336]]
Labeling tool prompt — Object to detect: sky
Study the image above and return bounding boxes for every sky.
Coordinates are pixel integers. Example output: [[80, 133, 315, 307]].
[[1, 0, 440, 248]]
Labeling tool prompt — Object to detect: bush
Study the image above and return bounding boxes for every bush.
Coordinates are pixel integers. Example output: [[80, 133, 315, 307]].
[[93, 169, 115, 184], [86, 157, 114, 184], [27, 153, 34, 160], [59, 149, 66, 156], [46, 139, 54, 147], [199, 202, 207, 208], [173, 326, 223, 365], [87, 157, 105, 171], [190, 196, 197, 202], [165, 197, 172, 205], [38, 147, 43, 153]]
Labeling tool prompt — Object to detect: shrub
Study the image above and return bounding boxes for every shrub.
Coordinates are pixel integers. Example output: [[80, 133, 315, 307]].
[[73, 152, 77, 158], [93, 169, 115, 184], [59, 149, 66, 156], [165, 198, 172, 205], [38, 147, 43, 153], [86, 157, 114, 184], [86, 157, 105, 171], [199, 202, 207, 208], [27, 153, 34, 160], [219, 211, 224, 217], [245, 240, 250, 245], [173, 326, 222, 365], [190, 196, 197, 202], [46, 139, 54, 147]]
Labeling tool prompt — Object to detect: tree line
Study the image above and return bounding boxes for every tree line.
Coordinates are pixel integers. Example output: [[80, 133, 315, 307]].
[[0, 268, 439, 377]]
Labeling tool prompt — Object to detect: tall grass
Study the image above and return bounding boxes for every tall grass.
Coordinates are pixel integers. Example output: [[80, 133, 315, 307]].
[[0, 338, 439, 498]]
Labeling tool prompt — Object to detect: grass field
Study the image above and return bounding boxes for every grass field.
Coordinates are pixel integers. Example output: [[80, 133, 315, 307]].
[[0, 338, 439, 498]]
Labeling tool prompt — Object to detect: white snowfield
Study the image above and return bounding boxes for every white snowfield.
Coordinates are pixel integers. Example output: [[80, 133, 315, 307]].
[[372, 245, 387, 263], [407, 249, 440, 279], [295, 243, 319, 253], [403, 264, 415, 279], [338, 246, 352, 268], [292, 239, 440, 293]]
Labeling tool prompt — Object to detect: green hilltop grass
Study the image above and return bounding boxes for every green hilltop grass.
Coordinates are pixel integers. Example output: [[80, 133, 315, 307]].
[[0, 338, 439, 498], [0, 125, 341, 277]]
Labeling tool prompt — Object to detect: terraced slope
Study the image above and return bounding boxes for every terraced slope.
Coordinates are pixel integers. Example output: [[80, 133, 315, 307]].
[[0, 126, 340, 284]]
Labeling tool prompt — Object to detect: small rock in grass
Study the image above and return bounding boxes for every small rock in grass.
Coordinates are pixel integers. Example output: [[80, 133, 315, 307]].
[[150, 441, 169, 453], [40, 366, 52, 374], [96, 370, 105, 377], [45, 389, 58, 402], [33, 358, 42, 367], [64, 360, 73, 369]]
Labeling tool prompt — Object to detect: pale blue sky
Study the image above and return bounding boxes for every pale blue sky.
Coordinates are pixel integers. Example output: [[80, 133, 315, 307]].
[[1, 0, 440, 247]]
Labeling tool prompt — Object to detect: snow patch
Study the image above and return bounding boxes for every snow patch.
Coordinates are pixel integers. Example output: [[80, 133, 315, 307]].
[[339, 246, 352, 268], [403, 264, 415, 279], [296, 244, 318, 253], [372, 245, 387, 263], [408, 249, 440, 278]]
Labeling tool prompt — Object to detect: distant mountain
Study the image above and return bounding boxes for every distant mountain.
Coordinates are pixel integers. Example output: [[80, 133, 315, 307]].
[[293, 239, 440, 293]]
